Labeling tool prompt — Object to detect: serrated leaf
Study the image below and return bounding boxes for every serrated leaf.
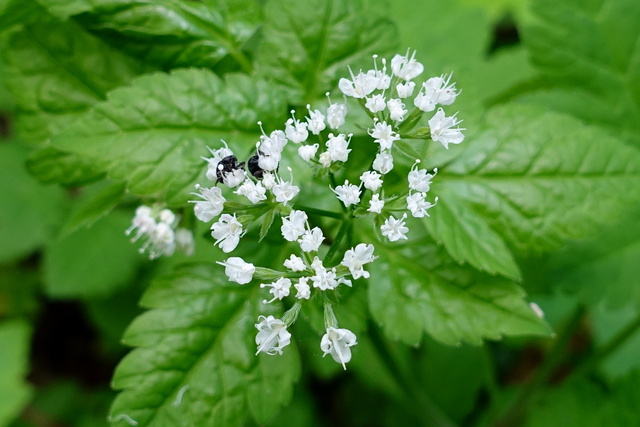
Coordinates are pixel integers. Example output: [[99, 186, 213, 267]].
[[0, 142, 66, 263], [259, 207, 276, 242], [425, 191, 520, 279], [0, 320, 33, 426], [110, 263, 300, 427], [37, 0, 262, 71], [521, 0, 640, 145], [257, 0, 398, 104], [368, 238, 550, 346], [60, 181, 127, 237], [52, 70, 287, 205], [2, 15, 148, 143], [430, 104, 640, 254], [25, 145, 104, 186], [44, 212, 141, 299]]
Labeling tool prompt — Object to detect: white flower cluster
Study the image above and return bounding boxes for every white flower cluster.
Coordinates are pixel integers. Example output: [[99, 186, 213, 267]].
[[188, 49, 467, 369], [125, 205, 194, 259]]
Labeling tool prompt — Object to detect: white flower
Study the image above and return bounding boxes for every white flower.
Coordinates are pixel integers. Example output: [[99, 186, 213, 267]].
[[298, 143, 319, 162], [396, 81, 416, 98], [408, 162, 437, 193], [371, 54, 391, 90], [368, 121, 400, 151], [428, 108, 465, 149], [310, 262, 338, 291], [341, 243, 376, 279], [359, 170, 383, 191], [391, 49, 424, 81], [319, 152, 332, 168], [372, 152, 394, 174], [126, 205, 156, 241], [368, 194, 385, 213], [235, 179, 267, 204], [190, 185, 226, 223], [414, 74, 459, 112], [320, 327, 357, 369], [326, 133, 351, 163], [381, 213, 409, 242], [258, 153, 280, 172], [262, 172, 276, 189], [261, 277, 292, 303], [255, 315, 291, 355], [326, 99, 347, 129], [299, 227, 325, 252], [387, 98, 408, 122], [281, 210, 308, 241], [306, 105, 326, 135], [339, 67, 377, 98], [222, 168, 246, 188], [158, 209, 176, 226], [365, 94, 386, 113], [217, 257, 255, 284], [210, 213, 243, 253], [258, 128, 288, 156], [284, 254, 306, 272], [332, 180, 361, 207], [203, 142, 234, 182], [175, 228, 195, 256], [272, 169, 300, 204], [294, 277, 311, 300], [147, 222, 176, 259], [406, 193, 437, 218], [285, 112, 309, 143]]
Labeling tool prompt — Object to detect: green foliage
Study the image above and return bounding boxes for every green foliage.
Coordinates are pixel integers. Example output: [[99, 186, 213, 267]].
[[110, 264, 300, 427], [257, 0, 398, 104], [52, 70, 287, 204], [368, 237, 550, 346], [0, 320, 32, 426]]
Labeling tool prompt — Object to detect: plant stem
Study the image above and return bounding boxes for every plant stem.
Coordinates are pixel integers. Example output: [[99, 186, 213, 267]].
[[368, 323, 457, 427], [324, 219, 350, 265], [294, 205, 343, 219], [490, 306, 586, 427]]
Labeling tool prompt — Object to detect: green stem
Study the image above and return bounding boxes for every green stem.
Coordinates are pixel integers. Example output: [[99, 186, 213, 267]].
[[571, 311, 640, 379], [490, 306, 586, 427], [294, 205, 343, 219], [324, 219, 350, 266], [368, 323, 457, 427]]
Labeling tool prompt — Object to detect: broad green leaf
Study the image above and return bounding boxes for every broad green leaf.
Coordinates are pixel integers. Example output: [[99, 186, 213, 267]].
[[1, 15, 147, 143], [425, 191, 520, 280], [60, 181, 127, 237], [36, 0, 261, 71], [521, 0, 640, 145], [257, 0, 398, 104], [43, 211, 142, 299], [25, 145, 104, 186], [52, 70, 287, 205], [0, 0, 41, 33], [110, 263, 300, 427], [0, 320, 32, 426], [0, 142, 65, 263], [430, 104, 640, 254], [368, 237, 550, 346]]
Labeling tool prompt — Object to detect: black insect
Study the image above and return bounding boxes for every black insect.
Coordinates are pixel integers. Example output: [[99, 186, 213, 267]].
[[216, 155, 245, 184], [247, 154, 264, 179]]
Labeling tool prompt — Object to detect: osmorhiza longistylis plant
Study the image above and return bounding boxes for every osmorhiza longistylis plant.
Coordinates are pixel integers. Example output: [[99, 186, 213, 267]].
[[182, 50, 464, 369]]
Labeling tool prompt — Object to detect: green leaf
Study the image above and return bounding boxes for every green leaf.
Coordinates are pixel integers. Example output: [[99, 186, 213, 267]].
[[259, 207, 277, 242], [368, 237, 550, 346], [52, 70, 287, 205], [430, 104, 640, 254], [60, 181, 127, 237], [0, 0, 42, 33], [521, 0, 640, 145], [110, 263, 300, 427], [1, 15, 148, 143], [37, 0, 261, 71], [0, 320, 33, 426], [257, 0, 398, 104], [425, 191, 520, 280], [25, 145, 104, 186], [43, 212, 142, 299], [592, 304, 640, 381], [0, 141, 66, 263]]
